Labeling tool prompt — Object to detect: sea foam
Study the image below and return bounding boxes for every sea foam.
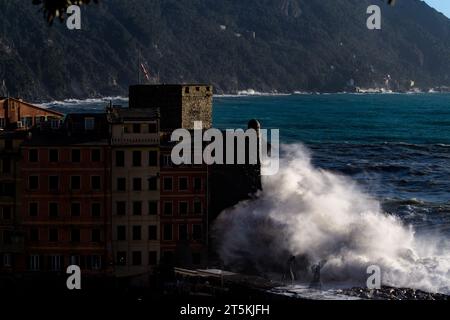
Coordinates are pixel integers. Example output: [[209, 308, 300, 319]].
[[213, 144, 450, 294]]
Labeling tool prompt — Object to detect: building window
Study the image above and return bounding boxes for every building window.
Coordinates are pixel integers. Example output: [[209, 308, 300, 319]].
[[148, 177, 158, 191], [70, 255, 80, 266], [35, 116, 45, 126], [91, 176, 101, 190], [30, 228, 39, 242], [148, 123, 158, 133], [179, 177, 188, 191], [163, 177, 173, 191], [3, 230, 12, 244], [132, 251, 142, 266], [148, 251, 158, 266], [193, 224, 202, 241], [85, 117, 95, 131], [163, 202, 173, 216], [29, 176, 39, 190], [148, 225, 157, 241], [2, 158, 11, 174], [194, 177, 202, 191], [2, 206, 11, 220], [117, 226, 126, 241], [132, 226, 142, 241], [48, 176, 59, 191], [5, 140, 12, 150], [29, 149, 38, 162], [132, 151, 142, 167], [91, 149, 101, 162], [148, 201, 158, 215], [133, 124, 141, 134], [133, 178, 142, 191], [3, 253, 12, 267], [149, 151, 158, 166], [163, 155, 172, 167], [49, 228, 58, 242], [0, 118, 5, 128], [179, 202, 188, 215], [117, 178, 126, 191], [71, 176, 81, 190], [71, 149, 81, 163], [116, 202, 126, 216], [91, 229, 101, 243], [91, 255, 102, 270], [71, 203, 81, 217], [0, 182, 14, 197], [185, 87, 190, 94], [163, 224, 173, 241], [50, 119, 60, 129], [179, 224, 188, 241], [29, 203, 38, 217], [71, 229, 81, 243], [115, 151, 125, 167], [28, 255, 40, 271], [117, 252, 126, 266], [91, 203, 101, 217], [49, 203, 59, 218], [194, 200, 203, 215], [49, 149, 59, 163], [50, 255, 62, 271], [133, 202, 142, 216]]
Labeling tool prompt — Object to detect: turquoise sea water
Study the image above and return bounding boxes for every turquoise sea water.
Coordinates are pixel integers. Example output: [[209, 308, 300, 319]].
[[213, 93, 450, 144]]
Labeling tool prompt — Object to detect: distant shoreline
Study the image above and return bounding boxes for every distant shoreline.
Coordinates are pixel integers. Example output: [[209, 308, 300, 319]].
[[35, 90, 450, 108]]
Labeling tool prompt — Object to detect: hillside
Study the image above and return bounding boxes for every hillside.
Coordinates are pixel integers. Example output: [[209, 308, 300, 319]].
[[1, 0, 450, 101]]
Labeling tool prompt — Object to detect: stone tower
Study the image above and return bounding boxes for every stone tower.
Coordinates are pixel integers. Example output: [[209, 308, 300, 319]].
[[128, 84, 213, 131]]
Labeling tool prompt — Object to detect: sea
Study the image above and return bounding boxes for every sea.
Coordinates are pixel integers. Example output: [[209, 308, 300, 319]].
[[43, 93, 450, 295]]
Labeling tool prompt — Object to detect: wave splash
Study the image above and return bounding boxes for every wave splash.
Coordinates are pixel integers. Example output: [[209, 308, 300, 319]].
[[213, 144, 450, 294]]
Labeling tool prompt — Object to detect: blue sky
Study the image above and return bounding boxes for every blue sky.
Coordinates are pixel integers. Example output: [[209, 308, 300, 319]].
[[424, 0, 450, 18]]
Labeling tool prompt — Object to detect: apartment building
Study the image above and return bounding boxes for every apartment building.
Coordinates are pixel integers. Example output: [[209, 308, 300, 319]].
[[159, 140, 208, 267], [17, 114, 112, 274], [108, 108, 161, 279], [0, 131, 26, 273]]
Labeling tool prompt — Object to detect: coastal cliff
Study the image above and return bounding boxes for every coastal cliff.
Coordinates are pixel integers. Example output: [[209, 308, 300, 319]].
[[2, 0, 450, 100]]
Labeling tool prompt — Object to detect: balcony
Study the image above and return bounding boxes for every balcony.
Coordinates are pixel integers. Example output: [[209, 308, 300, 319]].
[[111, 133, 159, 146]]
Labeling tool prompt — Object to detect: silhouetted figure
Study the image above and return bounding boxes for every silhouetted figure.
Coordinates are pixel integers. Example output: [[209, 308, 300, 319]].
[[309, 263, 323, 290], [282, 255, 297, 284]]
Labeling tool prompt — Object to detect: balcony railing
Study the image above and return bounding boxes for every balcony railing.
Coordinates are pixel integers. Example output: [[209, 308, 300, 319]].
[[111, 133, 159, 146]]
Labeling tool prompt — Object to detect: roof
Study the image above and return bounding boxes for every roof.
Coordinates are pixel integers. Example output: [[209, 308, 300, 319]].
[[4, 97, 64, 117], [108, 107, 160, 123]]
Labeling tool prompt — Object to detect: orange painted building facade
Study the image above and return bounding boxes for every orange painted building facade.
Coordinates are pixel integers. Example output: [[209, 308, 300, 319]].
[[16, 114, 112, 274], [0, 98, 63, 130]]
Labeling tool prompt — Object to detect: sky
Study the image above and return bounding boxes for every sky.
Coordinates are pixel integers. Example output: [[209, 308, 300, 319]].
[[424, 0, 450, 18]]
